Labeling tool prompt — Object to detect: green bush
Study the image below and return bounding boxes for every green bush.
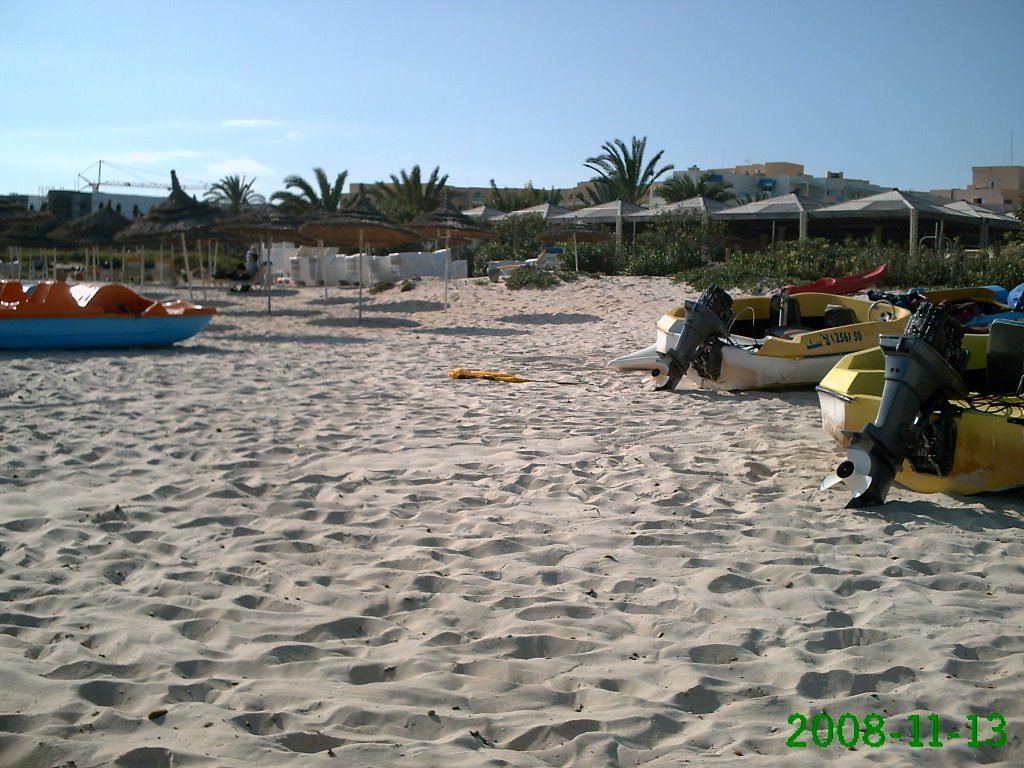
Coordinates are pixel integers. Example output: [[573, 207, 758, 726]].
[[505, 267, 561, 290], [672, 238, 1024, 292], [563, 241, 619, 274], [627, 213, 727, 276]]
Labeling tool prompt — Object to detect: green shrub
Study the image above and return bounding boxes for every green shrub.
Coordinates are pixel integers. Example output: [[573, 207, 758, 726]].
[[627, 213, 727, 276], [565, 241, 620, 274], [505, 267, 561, 290]]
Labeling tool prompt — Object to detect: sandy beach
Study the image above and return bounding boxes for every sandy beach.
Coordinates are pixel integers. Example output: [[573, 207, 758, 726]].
[[1, 274, 1022, 767]]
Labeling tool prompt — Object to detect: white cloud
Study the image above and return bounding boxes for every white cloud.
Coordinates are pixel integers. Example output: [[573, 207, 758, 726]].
[[286, 130, 302, 141], [107, 150, 204, 164], [221, 119, 282, 129], [206, 157, 274, 179]]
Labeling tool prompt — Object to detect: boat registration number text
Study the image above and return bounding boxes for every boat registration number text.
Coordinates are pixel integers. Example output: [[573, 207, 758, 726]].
[[807, 330, 863, 350]]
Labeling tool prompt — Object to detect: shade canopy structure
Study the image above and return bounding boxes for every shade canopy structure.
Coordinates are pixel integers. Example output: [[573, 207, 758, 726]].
[[631, 196, 732, 219], [554, 199, 646, 251], [461, 205, 506, 222], [49, 203, 131, 247], [113, 171, 225, 298], [115, 170, 224, 245], [714, 192, 824, 221], [535, 219, 613, 272], [0, 211, 58, 247], [499, 202, 572, 220], [813, 190, 967, 221], [811, 190, 1017, 251], [216, 204, 311, 243], [535, 219, 613, 244], [299, 189, 417, 249], [712, 192, 825, 244], [556, 199, 646, 223], [407, 194, 498, 245], [299, 190, 418, 320], [0, 199, 41, 225], [216, 204, 315, 312], [408, 194, 497, 308]]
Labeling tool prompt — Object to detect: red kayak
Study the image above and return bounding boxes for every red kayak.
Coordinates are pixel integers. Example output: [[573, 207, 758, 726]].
[[787, 264, 887, 295]]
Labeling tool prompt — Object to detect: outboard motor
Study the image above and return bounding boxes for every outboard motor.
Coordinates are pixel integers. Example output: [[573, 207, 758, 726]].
[[654, 285, 735, 392], [822, 302, 969, 507]]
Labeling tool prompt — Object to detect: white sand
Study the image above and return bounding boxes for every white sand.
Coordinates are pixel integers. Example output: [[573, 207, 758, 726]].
[[1, 275, 1022, 767]]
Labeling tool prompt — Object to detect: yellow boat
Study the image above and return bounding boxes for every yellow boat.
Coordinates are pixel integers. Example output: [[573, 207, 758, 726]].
[[609, 286, 912, 391], [819, 307, 1024, 505]]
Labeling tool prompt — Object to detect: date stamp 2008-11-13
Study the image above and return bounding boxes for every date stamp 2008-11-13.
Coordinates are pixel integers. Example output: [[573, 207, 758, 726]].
[[787, 712, 1007, 749]]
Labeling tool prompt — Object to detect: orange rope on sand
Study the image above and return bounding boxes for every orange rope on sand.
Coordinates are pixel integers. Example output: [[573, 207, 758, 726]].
[[448, 368, 533, 383]]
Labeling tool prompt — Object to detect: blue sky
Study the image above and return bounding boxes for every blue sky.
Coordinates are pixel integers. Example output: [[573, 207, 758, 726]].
[[3, 0, 1022, 202]]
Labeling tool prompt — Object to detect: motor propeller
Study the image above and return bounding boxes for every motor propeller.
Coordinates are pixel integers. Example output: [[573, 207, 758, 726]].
[[822, 302, 968, 507], [654, 285, 735, 392]]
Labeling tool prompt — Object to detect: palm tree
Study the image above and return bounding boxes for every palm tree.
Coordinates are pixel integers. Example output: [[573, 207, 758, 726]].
[[371, 165, 448, 223], [486, 180, 563, 211], [583, 136, 674, 205], [270, 168, 349, 213], [659, 172, 737, 203], [204, 175, 265, 212]]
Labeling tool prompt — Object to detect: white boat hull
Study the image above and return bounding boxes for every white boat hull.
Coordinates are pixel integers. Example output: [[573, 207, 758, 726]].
[[609, 291, 912, 391], [609, 330, 855, 391]]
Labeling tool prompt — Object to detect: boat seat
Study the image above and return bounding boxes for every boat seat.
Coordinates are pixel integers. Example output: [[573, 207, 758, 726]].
[[769, 294, 802, 326], [824, 304, 858, 327], [987, 319, 1024, 395]]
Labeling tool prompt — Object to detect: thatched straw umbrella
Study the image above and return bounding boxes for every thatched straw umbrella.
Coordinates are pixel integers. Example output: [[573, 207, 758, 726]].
[[115, 171, 224, 297], [300, 189, 417, 321], [534, 219, 612, 271], [408, 194, 496, 307], [1, 211, 58, 278], [49, 204, 132, 282], [215, 204, 312, 313]]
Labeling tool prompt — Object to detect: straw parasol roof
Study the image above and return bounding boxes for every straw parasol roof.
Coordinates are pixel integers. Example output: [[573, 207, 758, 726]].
[[115, 170, 224, 244], [0, 199, 41, 224], [535, 218, 613, 244], [0, 211, 58, 247], [49, 203, 131, 246], [215, 204, 313, 245], [299, 189, 417, 249], [407, 193, 497, 244]]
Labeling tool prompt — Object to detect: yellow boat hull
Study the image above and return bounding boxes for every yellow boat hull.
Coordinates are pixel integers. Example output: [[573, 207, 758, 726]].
[[818, 333, 1024, 495]]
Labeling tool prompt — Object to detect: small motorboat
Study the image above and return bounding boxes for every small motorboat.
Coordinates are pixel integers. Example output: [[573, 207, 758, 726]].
[[819, 305, 1024, 506], [0, 280, 217, 351], [786, 263, 887, 295], [609, 286, 912, 391]]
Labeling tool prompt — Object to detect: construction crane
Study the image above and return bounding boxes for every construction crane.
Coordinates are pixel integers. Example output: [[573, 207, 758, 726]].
[[77, 160, 210, 193]]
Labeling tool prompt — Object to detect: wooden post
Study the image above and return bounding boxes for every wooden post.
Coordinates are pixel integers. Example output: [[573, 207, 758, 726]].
[[180, 232, 193, 300], [909, 209, 919, 256]]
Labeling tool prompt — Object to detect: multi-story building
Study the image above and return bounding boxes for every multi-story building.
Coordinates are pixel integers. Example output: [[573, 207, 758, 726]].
[[930, 166, 1024, 213], [14, 189, 170, 222], [657, 162, 888, 206]]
